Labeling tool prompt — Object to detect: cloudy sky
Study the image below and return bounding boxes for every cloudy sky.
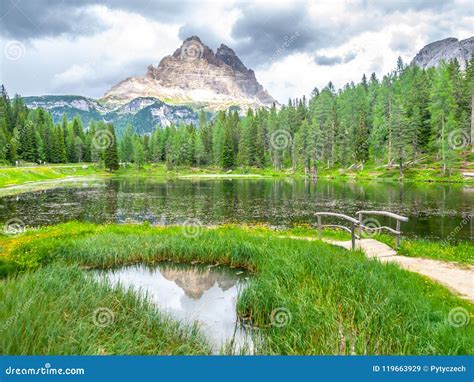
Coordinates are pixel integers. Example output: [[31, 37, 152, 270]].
[[0, 0, 472, 103]]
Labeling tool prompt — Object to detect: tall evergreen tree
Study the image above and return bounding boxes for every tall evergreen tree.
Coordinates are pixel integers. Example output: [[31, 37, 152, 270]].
[[104, 124, 119, 171]]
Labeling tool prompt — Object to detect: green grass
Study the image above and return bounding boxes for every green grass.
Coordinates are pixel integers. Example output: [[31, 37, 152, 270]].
[[1, 264, 210, 355], [117, 162, 473, 183], [318, 163, 471, 183], [113, 163, 292, 178], [1, 222, 472, 355], [0, 164, 105, 188], [395, 239, 473, 265]]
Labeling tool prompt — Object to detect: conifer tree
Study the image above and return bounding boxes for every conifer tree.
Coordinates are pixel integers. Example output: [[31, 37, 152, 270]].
[[430, 64, 458, 174], [221, 117, 235, 169], [104, 124, 119, 171], [120, 124, 134, 163], [133, 135, 145, 169]]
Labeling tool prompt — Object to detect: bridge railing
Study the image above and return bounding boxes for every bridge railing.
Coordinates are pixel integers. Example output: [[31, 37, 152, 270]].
[[315, 210, 409, 250], [356, 210, 409, 248], [315, 212, 360, 249]]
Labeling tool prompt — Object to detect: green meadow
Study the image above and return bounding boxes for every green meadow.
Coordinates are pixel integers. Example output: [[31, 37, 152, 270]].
[[1, 223, 472, 355]]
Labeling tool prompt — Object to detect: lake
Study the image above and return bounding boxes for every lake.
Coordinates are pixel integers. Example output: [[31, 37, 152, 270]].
[[0, 177, 472, 240]]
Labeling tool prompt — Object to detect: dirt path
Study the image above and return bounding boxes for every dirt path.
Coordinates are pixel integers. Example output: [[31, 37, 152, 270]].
[[326, 238, 474, 302], [283, 236, 473, 302]]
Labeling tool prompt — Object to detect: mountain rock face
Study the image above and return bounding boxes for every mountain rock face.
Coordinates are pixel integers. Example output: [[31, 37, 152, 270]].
[[160, 267, 236, 299], [101, 36, 276, 111], [411, 37, 473, 69]]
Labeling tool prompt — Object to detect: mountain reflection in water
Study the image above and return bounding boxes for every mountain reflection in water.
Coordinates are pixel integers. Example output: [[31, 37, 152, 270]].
[[97, 263, 253, 353]]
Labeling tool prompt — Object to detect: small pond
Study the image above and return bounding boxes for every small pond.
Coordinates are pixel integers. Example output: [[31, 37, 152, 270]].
[[96, 262, 253, 354]]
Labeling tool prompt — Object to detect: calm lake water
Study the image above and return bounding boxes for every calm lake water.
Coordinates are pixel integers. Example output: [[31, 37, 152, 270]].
[[96, 262, 252, 353], [0, 177, 472, 240]]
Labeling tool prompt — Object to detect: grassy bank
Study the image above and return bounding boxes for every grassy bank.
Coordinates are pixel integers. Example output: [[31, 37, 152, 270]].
[[0, 164, 106, 188], [1, 223, 472, 355], [113, 163, 288, 178], [0, 162, 472, 189], [116, 161, 474, 183]]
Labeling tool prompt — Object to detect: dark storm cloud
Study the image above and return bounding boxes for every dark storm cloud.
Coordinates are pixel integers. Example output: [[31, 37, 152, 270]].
[[314, 51, 357, 66], [227, 3, 382, 68], [0, 0, 104, 39], [0, 0, 197, 39], [229, 5, 320, 67]]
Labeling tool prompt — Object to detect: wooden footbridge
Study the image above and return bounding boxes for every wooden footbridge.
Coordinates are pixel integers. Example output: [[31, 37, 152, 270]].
[[315, 210, 409, 258]]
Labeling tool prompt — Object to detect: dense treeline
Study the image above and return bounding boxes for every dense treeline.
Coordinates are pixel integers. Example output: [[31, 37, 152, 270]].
[[126, 57, 474, 176], [0, 86, 119, 170], [1, 56, 472, 175]]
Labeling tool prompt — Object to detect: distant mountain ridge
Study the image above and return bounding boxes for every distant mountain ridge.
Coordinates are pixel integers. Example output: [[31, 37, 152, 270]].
[[411, 36, 473, 69], [23, 95, 200, 136]]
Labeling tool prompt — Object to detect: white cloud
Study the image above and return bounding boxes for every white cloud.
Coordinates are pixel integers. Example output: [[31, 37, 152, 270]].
[[53, 64, 92, 87], [0, 0, 472, 103]]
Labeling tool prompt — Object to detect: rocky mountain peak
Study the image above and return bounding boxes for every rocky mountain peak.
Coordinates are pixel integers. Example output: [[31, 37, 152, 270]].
[[105, 36, 277, 111], [411, 36, 474, 69], [168, 35, 221, 65], [216, 44, 249, 74]]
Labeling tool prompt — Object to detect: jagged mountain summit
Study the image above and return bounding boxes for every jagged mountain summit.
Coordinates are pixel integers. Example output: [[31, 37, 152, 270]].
[[411, 37, 473, 69], [101, 36, 277, 111]]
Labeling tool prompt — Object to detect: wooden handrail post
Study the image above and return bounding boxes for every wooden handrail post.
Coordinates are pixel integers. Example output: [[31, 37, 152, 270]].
[[396, 220, 401, 248], [350, 222, 355, 250], [358, 212, 363, 238], [317, 215, 322, 240]]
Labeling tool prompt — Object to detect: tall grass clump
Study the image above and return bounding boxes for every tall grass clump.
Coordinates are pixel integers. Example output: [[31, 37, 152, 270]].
[[0, 264, 210, 355]]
